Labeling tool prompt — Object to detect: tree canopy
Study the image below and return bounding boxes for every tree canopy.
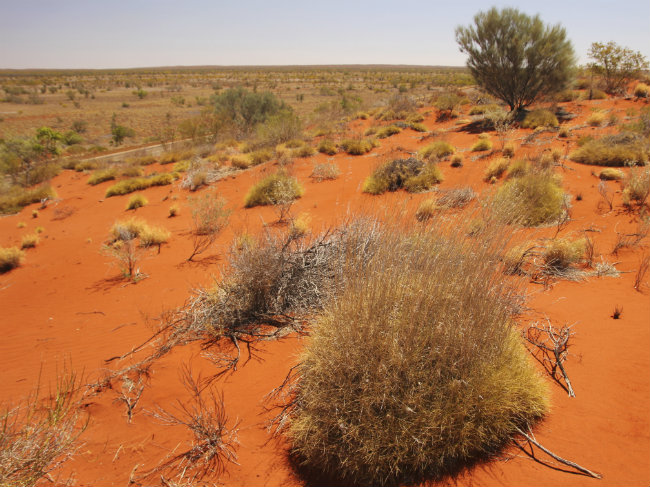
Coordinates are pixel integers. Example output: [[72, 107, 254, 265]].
[[589, 41, 649, 94], [456, 7, 575, 112]]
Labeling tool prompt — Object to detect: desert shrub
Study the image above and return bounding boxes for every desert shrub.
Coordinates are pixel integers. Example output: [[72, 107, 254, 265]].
[[419, 141, 455, 161], [502, 143, 515, 157], [21, 234, 39, 249], [507, 159, 531, 179], [173, 160, 190, 172], [87, 168, 117, 185], [622, 168, 650, 207], [363, 158, 442, 195], [634, 83, 649, 98], [168, 204, 179, 217], [230, 155, 251, 169], [599, 168, 624, 180], [521, 109, 559, 129], [249, 149, 273, 166], [340, 138, 376, 155], [555, 90, 579, 102], [73, 160, 98, 172], [376, 125, 401, 139], [589, 89, 607, 100], [469, 103, 499, 115], [558, 126, 570, 138], [0, 184, 56, 215], [543, 237, 585, 270], [121, 165, 144, 177], [111, 217, 148, 241], [289, 213, 311, 239], [415, 199, 438, 221], [291, 145, 316, 158], [244, 171, 304, 208], [139, 225, 171, 250], [282, 219, 548, 486], [586, 111, 605, 127], [377, 94, 417, 120], [126, 194, 148, 210], [494, 169, 565, 226], [569, 133, 649, 166], [0, 370, 86, 487], [317, 139, 337, 155], [105, 173, 176, 197], [160, 150, 194, 165], [0, 246, 24, 272], [484, 158, 510, 181], [437, 187, 477, 208], [450, 155, 463, 167], [409, 122, 428, 132], [471, 134, 493, 151], [310, 162, 340, 182]]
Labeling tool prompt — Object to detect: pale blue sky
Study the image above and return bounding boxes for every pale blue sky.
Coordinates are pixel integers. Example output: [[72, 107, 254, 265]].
[[1, 0, 648, 69]]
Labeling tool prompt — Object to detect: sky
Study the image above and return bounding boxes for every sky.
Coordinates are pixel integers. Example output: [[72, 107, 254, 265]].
[[1, 0, 649, 69]]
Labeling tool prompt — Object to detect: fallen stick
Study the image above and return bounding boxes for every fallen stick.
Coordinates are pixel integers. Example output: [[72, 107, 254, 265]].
[[515, 426, 602, 479]]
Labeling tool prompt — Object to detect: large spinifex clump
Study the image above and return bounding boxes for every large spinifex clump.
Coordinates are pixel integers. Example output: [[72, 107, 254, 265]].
[[281, 218, 548, 485]]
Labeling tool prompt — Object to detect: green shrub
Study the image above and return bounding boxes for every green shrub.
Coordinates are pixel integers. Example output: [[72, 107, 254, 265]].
[[126, 194, 147, 210], [317, 139, 337, 155], [419, 141, 455, 161], [286, 219, 548, 486], [495, 170, 565, 226], [0, 247, 24, 273], [21, 234, 39, 249], [484, 158, 510, 181], [0, 185, 56, 215], [521, 109, 559, 129], [87, 168, 117, 185], [105, 172, 176, 197], [310, 162, 340, 182], [362, 158, 443, 195], [569, 133, 649, 166], [244, 170, 304, 208], [543, 238, 585, 270], [376, 125, 401, 139], [599, 168, 624, 180], [340, 138, 376, 155], [622, 168, 650, 207], [471, 135, 493, 152], [634, 83, 649, 98], [586, 111, 605, 127]]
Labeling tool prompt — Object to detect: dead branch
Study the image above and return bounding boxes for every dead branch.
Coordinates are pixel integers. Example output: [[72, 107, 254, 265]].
[[515, 425, 601, 479], [523, 320, 575, 397]]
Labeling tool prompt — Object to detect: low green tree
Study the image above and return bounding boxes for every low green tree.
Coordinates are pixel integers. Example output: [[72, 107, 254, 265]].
[[588, 41, 649, 94]]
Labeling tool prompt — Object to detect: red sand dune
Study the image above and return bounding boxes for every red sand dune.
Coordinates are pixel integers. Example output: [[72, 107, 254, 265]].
[[1, 97, 648, 486]]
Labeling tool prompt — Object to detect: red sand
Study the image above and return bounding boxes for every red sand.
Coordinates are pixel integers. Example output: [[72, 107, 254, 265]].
[[1, 97, 649, 486]]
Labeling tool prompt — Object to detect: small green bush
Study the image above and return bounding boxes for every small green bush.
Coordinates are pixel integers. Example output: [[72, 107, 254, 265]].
[[543, 238, 585, 270], [363, 158, 442, 195], [0, 185, 57, 215], [376, 125, 401, 139], [484, 158, 510, 181], [244, 170, 304, 208], [471, 135, 493, 152], [87, 168, 117, 185], [340, 138, 376, 155], [634, 83, 649, 98], [495, 170, 565, 226], [126, 194, 148, 210], [599, 168, 624, 180], [0, 247, 24, 273], [521, 109, 559, 129], [105, 173, 176, 197], [569, 133, 649, 166], [419, 141, 455, 161], [317, 139, 337, 155]]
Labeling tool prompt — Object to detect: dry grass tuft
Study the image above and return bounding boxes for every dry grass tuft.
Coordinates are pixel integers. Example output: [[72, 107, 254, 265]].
[[0, 246, 25, 273], [21, 234, 39, 249], [521, 109, 558, 129], [363, 158, 443, 195], [126, 194, 148, 210], [275, 217, 548, 486], [569, 133, 649, 167], [244, 171, 303, 208]]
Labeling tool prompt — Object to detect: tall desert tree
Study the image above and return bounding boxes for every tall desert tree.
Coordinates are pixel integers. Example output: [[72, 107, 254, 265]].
[[588, 41, 648, 94], [456, 7, 575, 112]]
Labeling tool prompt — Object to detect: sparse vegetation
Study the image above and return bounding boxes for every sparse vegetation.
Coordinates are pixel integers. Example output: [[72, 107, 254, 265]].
[[0, 246, 25, 273], [485, 157, 510, 181], [126, 194, 148, 210], [599, 168, 624, 181], [339, 138, 376, 155], [310, 162, 340, 182], [521, 109, 559, 129], [317, 139, 337, 155], [362, 158, 443, 195], [472, 133, 493, 151], [105, 173, 176, 197], [419, 141, 455, 161], [569, 133, 649, 166], [244, 170, 304, 208], [21, 234, 39, 249], [188, 193, 231, 261]]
